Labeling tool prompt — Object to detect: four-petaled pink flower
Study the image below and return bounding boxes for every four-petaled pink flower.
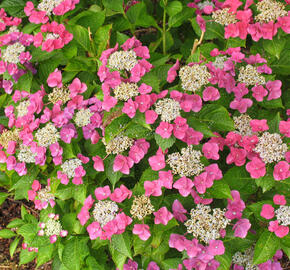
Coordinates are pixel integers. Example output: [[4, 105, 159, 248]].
[[153, 207, 173, 225], [233, 218, 251, 238], [173, 177, 194, 197], [261, 204, 275, 219], [132, 224, 151, 241], [246, 157, 266, 179]]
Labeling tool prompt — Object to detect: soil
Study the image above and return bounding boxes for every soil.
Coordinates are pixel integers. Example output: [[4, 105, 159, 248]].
[[0, 188, 51, 270]]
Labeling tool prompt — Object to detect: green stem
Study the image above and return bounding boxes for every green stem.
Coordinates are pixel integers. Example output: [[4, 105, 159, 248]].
[[162, 9, 166, 54]]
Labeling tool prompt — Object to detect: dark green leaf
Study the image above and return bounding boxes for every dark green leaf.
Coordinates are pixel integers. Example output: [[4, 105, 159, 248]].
[[205, 180, 232, 199], [154, 133, 176, 151], [263, 37, 286, 59], [103, 0, 123, 12], [253, 230, 280, 264], [0, 0, 25, 17], [165, 1, 183, 17], [111, 232, 132, 259], [0, 192, 8, 206]]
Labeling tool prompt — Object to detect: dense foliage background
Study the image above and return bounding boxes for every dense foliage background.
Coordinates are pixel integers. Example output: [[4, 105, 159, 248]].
[[0, 0, 289, 269]]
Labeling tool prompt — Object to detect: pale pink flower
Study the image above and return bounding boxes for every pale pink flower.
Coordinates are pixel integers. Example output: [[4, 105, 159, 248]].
[[202, 142, 220, 160], [110, 185, 132, 203], [203, 86, 220, 101], [92, 156, 104, 171], [250, 119, 269, 132], [273, 161, 290, 181], [148, 148, 166, 171], [113, 155, 134, 175], [95, 186, 111, 200], [233, 219, 251, 238], [169, 234, 187, 252], [167, 59, 179, 83], [279, 121, 290, 137], [145, 110, 158, 124], [47, 69, 62, 88], [122, 99, 138, 118], [156, 122, 173, 139], [261, 204, 275, 219], [273, 194, 286, 206], [246, 157, 266, 179], [144, 180, 162, 197], [269, 220, 289, 238], [207, 240, 225, 256], [158, 170, 173, 189], [173, 177, 194, 197], [172, 199, 187, 222]]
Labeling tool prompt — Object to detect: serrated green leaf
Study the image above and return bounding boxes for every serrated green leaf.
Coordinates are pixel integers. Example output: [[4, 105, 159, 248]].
[[37, 245, 54, 267], [9, 237, 20, 258], [154, 133, 176, 151], [105, 156, 123, 188], [205, 180, 232, 199], [0, 0, 25, 17], [69, 25, 91, 51], [253, 231, 280, 264], [187, 117, 215, 138], [103, 0, 123, 12], [7, 218, 25, 228], [161, 258, 181, 270], [0, 229, 16, 238], [263, 37, 286, 59], [168, 7, 194, 28], [111, 232, 132, 259], [216, 252, 232, 270], [19, 249, 37, 265], [110, 245, 127, 269], [94, 24, 112, 57], [255, 170, 275, 193]]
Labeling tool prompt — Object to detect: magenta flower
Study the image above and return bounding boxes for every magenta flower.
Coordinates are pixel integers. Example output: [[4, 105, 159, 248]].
[[92, 155, 104, 172], [203, 86, 220, 101], [252, 85, 268, 102], [194, 172, 213, 194], [94, 186, 111, 200], [279, 120, 290, 137], [207, 240, 225, 256], [147, 262, 160, 270], [144, 180, 162, 197], [225, 190, 245, 220], [69, 78, 87, 98], [233, 218, 251, 238], [110, 184, 132, 203], [47, 68, 62, 88], [154, 207, 173, 225], [122, 99, 138, 118], [202, 142, 220, 160], [246, 157, 266, 179], [269, 220, 289, 238], [158, 170, 173, 189], [173, 177, 194, 197], [113, 155, 134, 175], [266, 80, 282, 100], [133, 224, 151, 241], [169, 234, 187, 252], [273, 161, 290, 181], [123, 259, 138, 270], [148, 148, 166, 171], [250, 119, 269, 132], [156, 121, 173, 139], [172, 199, 187, 222], [261, 204, 275, 220], [145, 110, 158, 124], [273, 194, 286, 206], [167, 59, 179, 83], [226, 147, 247, 166], [230, 98, 253, 113], [205, 163, 223, 181]]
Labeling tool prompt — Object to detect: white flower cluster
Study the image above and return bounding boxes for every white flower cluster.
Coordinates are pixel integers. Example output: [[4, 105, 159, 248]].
[[212, 8, 237, 26], [238, 65, 266, 86], [255, 0, 287, 23], [17, 145, 36, 163], [232, 247, 259, 270], [184, 204, 230, 244], [35, 123, 60, 147], [44, 218, 62, 237], [61, 158, 82, 178], [103, 135, 134, 155], [74, 108, 93, 127], [155, 98, 181, 122], [37, 0, 63, 15], [197, 0, 215, 10], [233, 114, 253, 136], [16, 100, 30, 118], [92, 200, 119, 227], [2, 42, 25, 64], [108, 50, 138, 71], [179, 65, 211, 92], [37, 187, 55, 205], [254, 132, 287, 163], [130, 195, 155, 220], [212, 56, 228, 70], [113, 82, 139, 101], [48, 86, 71, 104], [167, 145, 204, 177], [275, 205, 290, 226]]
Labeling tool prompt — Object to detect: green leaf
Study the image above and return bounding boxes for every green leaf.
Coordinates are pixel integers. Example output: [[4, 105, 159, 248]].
[[260, 98, 283, 109], [94, 24, 112, 57], [0, 0, 25, 17], [187, 117, 215, 138], [226, 37, 246, 48], [161, 258, 181, 270], [255, 169, 275, 193], [215, 252, 232, 270], [223, 166, 258, 199], [110, 245, 127, 269], [103, 0, 123, 12], [154, 133, 176, 151], [13, 71, 33, 92], [9, 237, 20, 258], [37, 245, 54, 267], [105, 156, 122, 188], [271, 50, 290, 75], [62, 237, 89, 270], [0, 94, 7, 108], [253, 231, 280, 264], [126, 2, 157, 27], [0, 192, 8, 206], [165, 1, 183, 17], [111, 232, 132, 259], [86, 256, 105, 270], [263, 37, 286, 59], [7, 218, 25, 229], [168, 7, 194, 28], [197, 104, 234, 132], [205, 180, 232, 199], [69, 25, 91, 51], [0, 229, 16, 238], [18, 223, 38, 242], [19, 249, 37, 265]]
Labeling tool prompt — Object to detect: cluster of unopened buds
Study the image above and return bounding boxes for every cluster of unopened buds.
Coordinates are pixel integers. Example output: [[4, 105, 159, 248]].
[[38, 213, 68, 243], [22, 243, 38, 253], [190, 0, 290, 40]]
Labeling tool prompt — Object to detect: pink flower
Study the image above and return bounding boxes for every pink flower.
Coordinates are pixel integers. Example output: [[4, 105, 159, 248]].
[[47, 69, 62, 88], [277, 15, 290, 34], [250, 119, 269, 132], [144, 180, 162, 197], [122, 99, 138, 118], [196, 15, 206, 32], [133, 224, 151, 241], [139, 83, 152, 94], [148, 148, 166, 171], [135, 94, 151, 112], [95, 186, 111, 200], [92, 156, 104, 171], [173, 177, 194, 197], [207, 240, 225, 256], [158, 170, 173, 189], [156, 122, 173, 139], [145, 110, 158, 124], [167, 59, 179, 83], [173, 116, 188, 140], [246, 157, 266, 179], [169, 234, 186, 252], [147, 262, 160, 270], [269, 220, 289, 238], [273, 161, 290, 181], [226, 147, 247, 166], [225, 190, 245, 220], [261, 204, 275, 219], [110, 184, 132, 203], [273, 194, 286, 206], [69, 78, 87, 98], [279, 121, 290, 137], [124, 259, 138, 270], [205, 163, 223, 181], [252, 85, 268, 102], [202, 142, 220, 160], [184, 128, 203, 145], [223, 0, 242, 13], [113, 155, 134, 174], [87, 221, 102, 240], [102, 96, 117, 112], [233, 219, 251, 238], [154, 207, 173, 225], [7, 141, 16, 154], [230, 98, 253, 113], [266, 80, 282, 100], [172, 200, 187, 222], [203, 86, 220, 101]]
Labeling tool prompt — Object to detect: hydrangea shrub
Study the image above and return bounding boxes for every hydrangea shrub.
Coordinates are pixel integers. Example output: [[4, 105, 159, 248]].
[[0, 0, 289, 269]]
